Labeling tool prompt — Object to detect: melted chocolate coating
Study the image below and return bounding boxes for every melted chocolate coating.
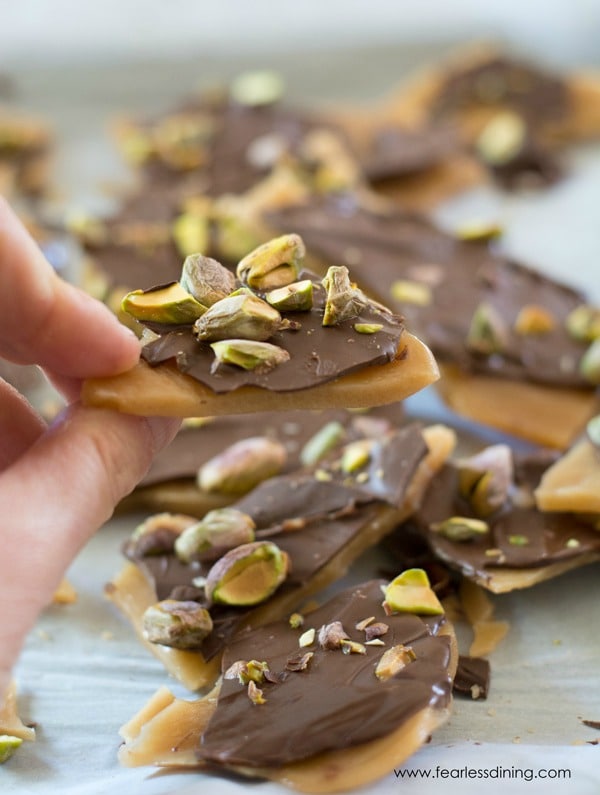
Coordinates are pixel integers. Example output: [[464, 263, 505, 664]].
[[453, 655, 490, 700], [363, 124, 459, 183], [198, 580, 452, 767]]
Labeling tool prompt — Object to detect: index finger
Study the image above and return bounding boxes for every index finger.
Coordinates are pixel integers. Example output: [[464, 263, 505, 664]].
[[0, 198, 140, 378]]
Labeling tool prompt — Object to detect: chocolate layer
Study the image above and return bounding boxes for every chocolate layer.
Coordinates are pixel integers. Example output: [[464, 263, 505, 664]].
[[267, 196, 592, 388], [198, 580, 452, 767], [362, 124, 459, 183], [453, 655, 490, 700]]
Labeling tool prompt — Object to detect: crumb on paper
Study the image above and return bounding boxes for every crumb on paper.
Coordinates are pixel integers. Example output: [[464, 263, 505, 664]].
[[51, 578, 78, 605]]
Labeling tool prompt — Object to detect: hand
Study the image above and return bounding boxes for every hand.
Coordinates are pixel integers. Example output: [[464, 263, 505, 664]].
[[0, 198, 180, 699]]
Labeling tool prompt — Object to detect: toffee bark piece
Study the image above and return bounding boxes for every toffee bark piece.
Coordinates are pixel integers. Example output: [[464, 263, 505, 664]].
[[406, 445, 600, 593], [117, 580, 456, 793], [106, 423, 456, 689], [535, 436, 600, 514], [266, 195, 600, 448], [453, 655, 490, 700]]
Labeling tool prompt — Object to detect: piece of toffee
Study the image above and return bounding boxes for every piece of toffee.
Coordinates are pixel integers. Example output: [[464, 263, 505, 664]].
[[197, 579, 452, 767], [453, 655, 490, 700], [124, 424, 427, 661], [266, 195, 593, 389]]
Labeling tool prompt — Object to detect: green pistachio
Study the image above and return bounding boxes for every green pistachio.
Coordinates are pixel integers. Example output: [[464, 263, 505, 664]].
[[198, 436, 287, 495], [266, 279, 313, 311], [382, 568, 444, 616], [205, 540, 290, 606], [193, 293, 285, 341], [247, 680, 266, 705], [174, 508, 256, 563], [457, 444, 513, 517], [466, 302, 509, 355], [354, 322, 383, 334], [375, 645, 417, 680], [210, 339, 290, 372], [565, 304, 600, 342], [142, 600, 213, 649], [476, 111, 526, 166], [340, 639, 367, 655], [390, 280, 432, 306], [455, 221, 503, 243], [0, 735, 22, 764], [213, 213, 264, 263], [121, 282, 207, 324], [129, 512, 198, 556], [180, 253, 236, 307], [586, 415, 600, 447], [430, 516, 490, 542], [508, 534, 529, 546], [172, 212, 210, 259], [340, 439, 373, 473], [299, 421, 346, 466], [230, 70, 285, 107], [236, 233, 305, 290], [580, 338, 600, 384], [321, 265, 369, 326], [224, 659, 270, 684], [289, 612, 305, 629]]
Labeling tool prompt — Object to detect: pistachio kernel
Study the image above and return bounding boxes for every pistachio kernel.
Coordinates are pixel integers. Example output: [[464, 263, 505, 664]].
[[212, 212, 264, 263], [375, 644, 417, 680], [365, 639, 386, 647], [266, 280, 313, 312], [130, 512, 198, 556], [205, 540, 289, 606], [122, 282, 207, 324], [341, 639, 366, 655], [210, 339, 290, 372], [466, 302, 509, 355], [390, 279, 432, 306], [455, 221, 503, 243], [299, 628, 316, 647], [299, 421, 346, 466], [508, 534, 529, 546], [514, 304, 556, 335], [198, 436, 287, 495], [382, 568, 445, 616], [355, 616, 375, 631], [180, 253, 236, 307], [230, 70, 284, 107], [285, 651, 314, 671], [236, 233, 305, 290], [142, 600, 213, 649], [289, 612, 304, 629], [476, 111, 526, 166], [225, 659, 270, 685], [247, 680, 266, 705], [430, 516, 490, 542], [565, 538, 581, 549], [194, 292, 284, 342], [322, 265, 369, 326], [457, 444, 513, 517], [340, 438, 373, 474], [0, 735, 22, 764], [565, 304, 600, 342], [172, 213, 210, 259], [579, 338, 600, 384], [174, 508, 256, 564], [317, 621, 348, 650], [586, 415, 600, 447], [354, 322, 383, 334], [364, 622, 389, 642]]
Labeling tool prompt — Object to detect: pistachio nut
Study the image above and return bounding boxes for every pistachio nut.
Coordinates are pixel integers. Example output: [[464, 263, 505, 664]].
[[565, 304, 600, 342], [354, 322, 383, 334], [317, 621, 348, 650], [205, 540, 289, 606], [466, 302, 509, 355], [129, 512, 198, 557], [300, 421, 346, 466], [390, 279, 432, 306], [455, 221, 503, 243], [180, 253, 237, 307], [586, 415, 600, 447], [430, 516, 490, 542], [236, 233, 305, 290], [265, 279, 313, 312], [66, 212, 108, 248], [142, 600, 213, 649], [224, 659, 270, 684], [174, 508, 256, 563], [288, 612, 305, 629], [299, 627, 316, 647], [514, 304, 556, 335], [247, 680, 266, 705], [212, 212, 264, 263], [193, 292, 284, 342], [171, 212, 210, 259], [198, 436, 287, 495], [122, 282, 207, 324], [0, 735, 22, 764], [321, 265, 369, 326], [210, 339, 290, 372], [382, 568, 444, 616], [579, 338, 600, 384], [508, 534, 529, 546], [340, 439, 373, 473], [230, 69, 284, 107], [340, 639, 366, 655], [364, 622, 389, 642], [375, 644, 417, 680], [457, 444, 513, 517], [285, 651, 314, 671], [153, 113, 213, 170], [476, 111, 526, 166]]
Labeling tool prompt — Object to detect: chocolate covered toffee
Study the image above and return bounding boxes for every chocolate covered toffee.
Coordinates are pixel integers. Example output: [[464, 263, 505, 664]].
[[107, 423, 456, 689], [118, 576, 456, 793]]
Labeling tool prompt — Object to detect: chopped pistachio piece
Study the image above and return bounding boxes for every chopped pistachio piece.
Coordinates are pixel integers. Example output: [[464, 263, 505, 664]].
[[198, 436, 287, 495], [354, 322, 383, 334], [210, 338, 290, 372], [174, 508, 256, 563], [375, 644, 417, 680], [266, 279, 313, 311], [180, 253, 236, 307], [213, 211, 264, 263], [122, 282, 207, 324], [130, 512, 197, 556], [236, 233, 305, 290], [300, 421, 346, 466], [382, 568, 444, 616], [247, 680, 266, 705], [142, 600, 213, 649], [466, 302, 509, 355], [340, 439, 373, 473], [514, 304, 556, 335], [285, 651, 314, 671], [340, 639, 366, 655], [580, 338, 600, 384], [565, 538, 581, 549], [194, 292, 284, 342], [456, 221, 503, 243], [508, 534, 529, 546], [230, 69, 284, 107], [355, 616, 375, 631], [317, 621, 348, 650], [364, 622, 389, 642], [390, 279, 432, 306], [0, 735, 22, 764], [457, 444, 513, 517], [586, 415, 600, 446], [321, 265, 370, 326], [299, 628, 316, 647], [289, 612, 304, 629], [172, 212, 210, 259], [431, 516, 490, 542], [565, 304, 600, 342], [205, 540, 289, 606], [476, 111, 526, 166], [235, 660, 270, 685]]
